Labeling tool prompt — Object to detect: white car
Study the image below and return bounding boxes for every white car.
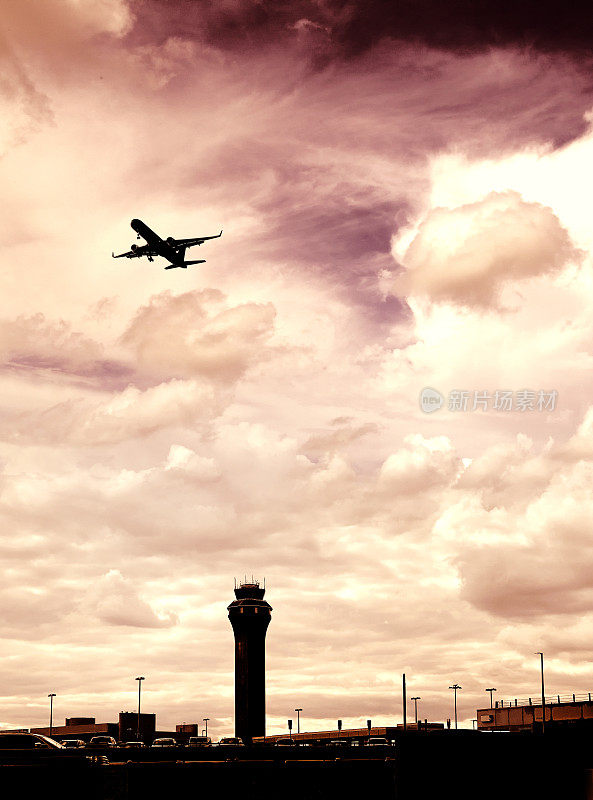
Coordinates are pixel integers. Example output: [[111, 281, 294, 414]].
[[61, 739, 86, 748], [152, 738, 177, 747]]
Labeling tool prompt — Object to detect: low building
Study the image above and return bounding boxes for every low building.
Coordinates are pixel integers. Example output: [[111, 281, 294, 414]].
[[118, 712, 156, 742], [31, 719, 118, 741], [31, 711, 188, 743]]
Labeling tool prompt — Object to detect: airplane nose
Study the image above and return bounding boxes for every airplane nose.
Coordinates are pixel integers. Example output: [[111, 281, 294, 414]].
[[131, 219, 142, 230]]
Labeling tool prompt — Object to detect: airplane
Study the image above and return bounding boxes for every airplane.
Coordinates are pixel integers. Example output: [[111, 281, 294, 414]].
[[112, 218, 222, 269]]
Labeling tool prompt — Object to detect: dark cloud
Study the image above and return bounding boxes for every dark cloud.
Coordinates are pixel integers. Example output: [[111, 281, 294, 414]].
[[132, 0, 593, 59], [330, 0, 593, 59]]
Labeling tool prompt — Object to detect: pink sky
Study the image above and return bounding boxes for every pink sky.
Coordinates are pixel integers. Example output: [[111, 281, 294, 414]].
[[1, 0, 593, 736]]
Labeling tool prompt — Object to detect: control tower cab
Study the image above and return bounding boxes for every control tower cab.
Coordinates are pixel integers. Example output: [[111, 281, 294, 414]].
[[228, 580, 272, 743]]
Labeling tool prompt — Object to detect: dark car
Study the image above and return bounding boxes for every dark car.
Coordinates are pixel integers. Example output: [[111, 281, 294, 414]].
[[0, 733, 63, 750], [0, 732, 107, 765], [187, 736, 212, 747], [88, 735, 117, 748]]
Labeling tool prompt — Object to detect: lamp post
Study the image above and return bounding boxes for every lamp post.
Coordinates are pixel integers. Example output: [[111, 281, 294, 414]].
[[203, 718, 210, 738], [295, 708, 302, 735], [402, 673, 407, 732], [535, 652, 545, 734], [135, 677, 145, 740], [410, 697, 421, 725], [449, 685, 462, 729], [485, 688, 497, 708], [48, 694, 56, 737]]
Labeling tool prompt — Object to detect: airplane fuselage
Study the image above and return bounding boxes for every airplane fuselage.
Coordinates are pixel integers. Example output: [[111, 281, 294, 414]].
[[130, 218, 185, 266]]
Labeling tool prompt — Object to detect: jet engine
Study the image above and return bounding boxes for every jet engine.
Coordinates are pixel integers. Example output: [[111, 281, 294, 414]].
[[166, 237, 175, 246], [131, 244, 138, 251]]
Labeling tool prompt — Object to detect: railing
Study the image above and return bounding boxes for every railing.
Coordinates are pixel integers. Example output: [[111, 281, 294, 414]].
[[494, 692, 593, 708]]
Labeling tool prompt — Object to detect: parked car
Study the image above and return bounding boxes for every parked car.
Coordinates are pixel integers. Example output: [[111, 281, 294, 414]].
[[326, 739, 350, 746], [152, 738, 177, 747], [0, 733, 63, 750], [187, 736, 212, 747], [217, 737, 243, 746], [0, 732, 108, 765], [275, 737, 295, 746], [123, 741, 145, 748], [61, 739, 86, 748], [88, 736, 117, 747]]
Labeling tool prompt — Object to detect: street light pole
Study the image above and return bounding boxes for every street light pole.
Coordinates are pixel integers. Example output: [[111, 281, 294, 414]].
[[135, 677, 145, 741], [203, 718, 209, 738], [410, 697, 421, 725], [449, 685, 462, 729], [48, 694, 56, 737], [535, 652, 545, 734], [295, 708, 302, 735], [402, 673, 407, 732], [485, 688, 497, 708]]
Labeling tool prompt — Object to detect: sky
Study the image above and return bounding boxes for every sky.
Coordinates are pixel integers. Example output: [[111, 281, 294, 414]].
[[2, 0, 593, 736]]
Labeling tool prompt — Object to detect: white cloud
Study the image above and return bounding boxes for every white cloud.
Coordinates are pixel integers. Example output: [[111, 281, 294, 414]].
[[87, 570, 178, 628], [395, 191, 580, 307]]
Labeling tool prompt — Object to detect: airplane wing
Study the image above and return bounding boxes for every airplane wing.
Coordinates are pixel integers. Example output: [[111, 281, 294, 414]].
[[171, 230, 223, 249], [112, 245, 156, 259]]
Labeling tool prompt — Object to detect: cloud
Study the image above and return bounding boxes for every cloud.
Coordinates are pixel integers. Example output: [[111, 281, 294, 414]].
[[120, 290, 277, 383], [0, 313, 128, 384], [396, 191, 580, 307], [88, 570, 178, 628], [3, 378, 222, 445], [132, 1, 593, 61], [0, 36, 53, 155]]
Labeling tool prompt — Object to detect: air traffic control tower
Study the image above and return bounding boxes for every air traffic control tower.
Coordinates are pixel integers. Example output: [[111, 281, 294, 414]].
[[228, 580, 272, 743]]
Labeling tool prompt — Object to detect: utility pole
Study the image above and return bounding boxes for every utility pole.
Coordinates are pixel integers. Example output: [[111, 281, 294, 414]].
[[48, 694, 56, 737], [402, 674, 407, 732], [449, 685, 462, 729], [411, 697, 421, 725], [485, 688, 497, 708], [135, 677, 145, 740], [295, 708, 302, 735], [535, 652, 545, 734]]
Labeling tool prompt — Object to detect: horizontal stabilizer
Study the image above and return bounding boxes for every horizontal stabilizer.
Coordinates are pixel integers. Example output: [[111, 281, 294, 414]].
[[164, 259, 206, 270]]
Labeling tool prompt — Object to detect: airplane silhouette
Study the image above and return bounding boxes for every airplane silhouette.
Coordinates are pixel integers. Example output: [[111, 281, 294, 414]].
[[112, 219, 222, 269]]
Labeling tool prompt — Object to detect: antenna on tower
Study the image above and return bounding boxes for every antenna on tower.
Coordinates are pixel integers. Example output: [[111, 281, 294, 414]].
[[263, 577, 266, 589]]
